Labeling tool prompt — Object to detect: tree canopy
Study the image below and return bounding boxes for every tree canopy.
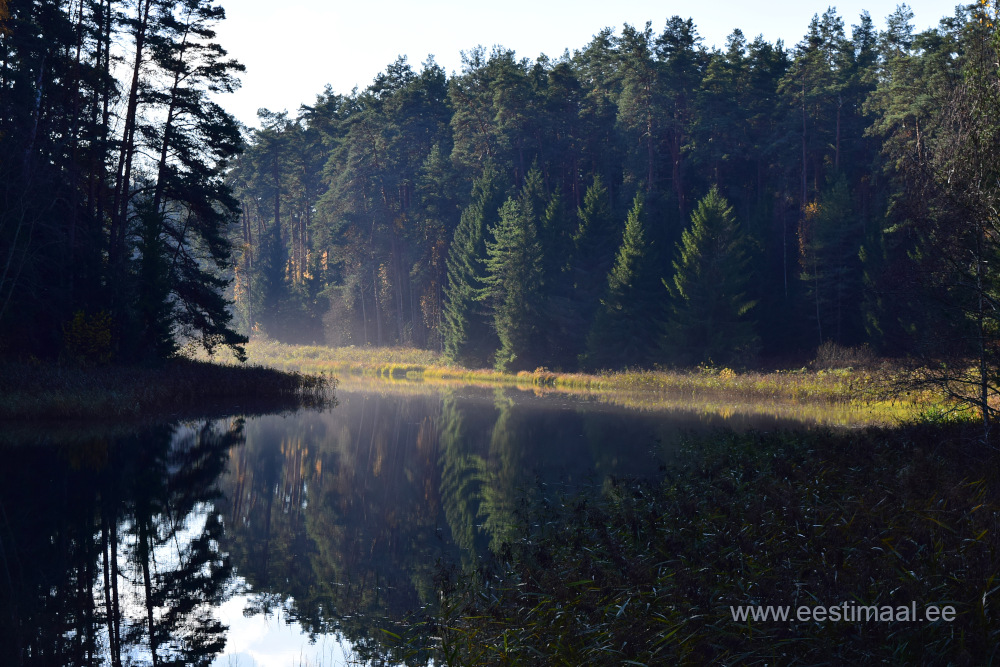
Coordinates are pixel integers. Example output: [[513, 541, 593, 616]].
[[5, 3, 999, 385], [0, 0, 247, 362]]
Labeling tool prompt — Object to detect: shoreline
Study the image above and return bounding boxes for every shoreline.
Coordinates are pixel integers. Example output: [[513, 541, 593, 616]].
[[241, 339, 934, 422], [0, 357, 334, 422], [0, 340, 943, 424]]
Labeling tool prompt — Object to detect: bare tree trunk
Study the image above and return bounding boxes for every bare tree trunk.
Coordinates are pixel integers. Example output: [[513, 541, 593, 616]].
[[978, 220, 990, 442], [801, 82, 808, 206], [151, 8, 192, 216], [109, 0, 154, 307], [106, 514, 122, 667], [374, 263, 382, 345], [101, 520, 117, 667], [835, 94, 842, 171], [138, 519, 159, 666]]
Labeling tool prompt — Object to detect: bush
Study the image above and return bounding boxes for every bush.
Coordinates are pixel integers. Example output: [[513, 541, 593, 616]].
[[812, 341, 877, 370], [62, 310, 113, 365]]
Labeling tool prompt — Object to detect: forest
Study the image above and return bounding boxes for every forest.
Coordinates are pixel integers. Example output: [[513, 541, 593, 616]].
[[225, 3, 998, 376], [0, 0, 248, 363], [2, 1, 1000, 376], [4, 4, 1000, 663]]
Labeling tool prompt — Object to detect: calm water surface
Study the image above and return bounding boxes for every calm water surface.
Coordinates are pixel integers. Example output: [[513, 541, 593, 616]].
[[0, 383, 848, 666]]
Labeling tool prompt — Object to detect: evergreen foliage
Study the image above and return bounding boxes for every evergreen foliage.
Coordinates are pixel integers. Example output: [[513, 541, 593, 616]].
[[0, 0, 246, 362], [481, 195, 545, 372], [865, 4, 1000, 438], [664, 187, 758, 365], [799, 174, 864, 346], [585, 194, 662, 368], [442, 166, 503, 367], [7, 2, 1000, 379], [565, 174, 617, 359], [536, 190, 580, 369], [132, 206, 177, 361]]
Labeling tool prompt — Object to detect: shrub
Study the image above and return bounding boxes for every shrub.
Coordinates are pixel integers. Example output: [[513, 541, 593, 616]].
[[812, 341, 877, 370], [62, 310, 113, 365]]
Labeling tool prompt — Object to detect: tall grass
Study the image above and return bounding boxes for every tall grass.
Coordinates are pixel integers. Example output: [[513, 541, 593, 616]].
[[0, 357, 332, 420], [425, 422, 1000, 665], [242, 339, 933, 421]]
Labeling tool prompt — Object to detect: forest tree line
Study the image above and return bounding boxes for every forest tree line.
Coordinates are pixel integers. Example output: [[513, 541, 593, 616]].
[[3, 1, 999, 374], [231, 3, 998, 372]]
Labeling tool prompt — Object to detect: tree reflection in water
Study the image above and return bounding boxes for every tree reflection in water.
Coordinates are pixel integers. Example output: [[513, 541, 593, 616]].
[[0, 420, 243, 666], [2, 386, 751, 665], [214, 388, 682, 663], [216, 393, 458, 664]]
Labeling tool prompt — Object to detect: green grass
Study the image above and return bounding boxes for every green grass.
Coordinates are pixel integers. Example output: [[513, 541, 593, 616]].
[[0, 357, 333, 421]]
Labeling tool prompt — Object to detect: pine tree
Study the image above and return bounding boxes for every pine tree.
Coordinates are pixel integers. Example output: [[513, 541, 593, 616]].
[[0, 0, 246, 360], [617, 22, 665, 193], [867, 6, 1000, 439], [585, 193, 662, 368], [664, 186, 757, 365], [257, 220, 292, 340]]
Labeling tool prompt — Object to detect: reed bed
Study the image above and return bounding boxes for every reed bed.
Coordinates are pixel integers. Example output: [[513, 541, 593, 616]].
[[0, 357, 333, 420], [383, 422, 1000, 665]]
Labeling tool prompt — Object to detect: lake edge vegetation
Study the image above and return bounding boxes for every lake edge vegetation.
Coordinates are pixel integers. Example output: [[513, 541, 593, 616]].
[[5, 2, 1000, 434], [3, 1, 1000, 664], [0, 357, 333, 421], [379, 421, 1000, 665], [216, 2, 1000, 441], [240, 338, 932, 416]]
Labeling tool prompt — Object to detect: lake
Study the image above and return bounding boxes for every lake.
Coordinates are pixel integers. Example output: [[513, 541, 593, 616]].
[[0, 379, 864, 666]]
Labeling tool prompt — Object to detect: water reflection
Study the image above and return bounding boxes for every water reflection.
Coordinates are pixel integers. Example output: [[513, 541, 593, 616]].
[[0, 419, 242, 666], [1, 384, 834, 666], [215, 392, 459, 665]]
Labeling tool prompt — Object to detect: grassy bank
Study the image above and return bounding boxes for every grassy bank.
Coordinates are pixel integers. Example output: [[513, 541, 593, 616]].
[[388, 422, 999, 665], [242, 339, 930, 417], [0, 357, 332, 421]]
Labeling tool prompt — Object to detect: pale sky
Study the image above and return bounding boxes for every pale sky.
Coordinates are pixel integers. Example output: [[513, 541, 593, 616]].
[[213, 0, 961, 128]]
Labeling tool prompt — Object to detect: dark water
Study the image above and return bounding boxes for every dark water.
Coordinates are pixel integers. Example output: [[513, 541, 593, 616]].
[[0, 385, 833, 666]]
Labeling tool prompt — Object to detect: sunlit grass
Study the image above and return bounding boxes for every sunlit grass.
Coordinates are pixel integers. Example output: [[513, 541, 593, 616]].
[[240, 339, 938, 424]]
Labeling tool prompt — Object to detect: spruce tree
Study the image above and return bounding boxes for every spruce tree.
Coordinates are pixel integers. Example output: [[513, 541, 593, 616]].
[[482, 197, 544, 371], [442, 166, 502, 366], [566, 174, 616, 361], [585, 193, 662, 368], [537, 189, 580, 369], [664, 186, 757, 365]]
